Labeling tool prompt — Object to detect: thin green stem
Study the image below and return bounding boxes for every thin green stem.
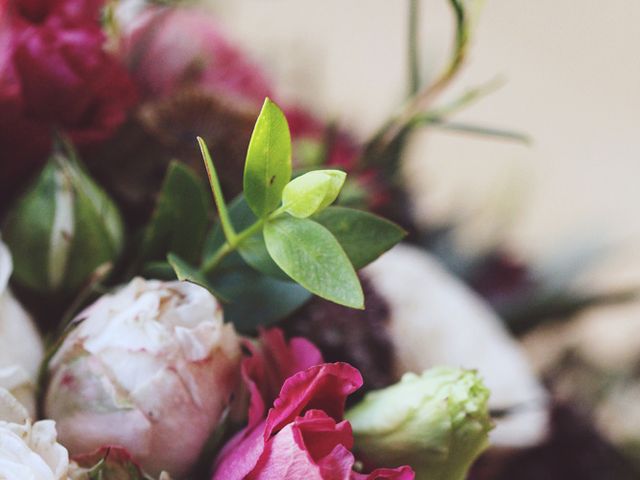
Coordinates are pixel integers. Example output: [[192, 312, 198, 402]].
[[408, 0, 421, 96], [363, 0, 474, 163], [201, 218, 265, 273], [201, 206, 287, 274], [198, 137, 236, 242]]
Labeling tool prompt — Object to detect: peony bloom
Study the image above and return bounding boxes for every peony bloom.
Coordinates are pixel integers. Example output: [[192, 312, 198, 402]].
[[119, 5, 271, 106], [44, 277, 241, 478], [0, 236, 43, 417], [3, 143, 124, 298], [364, 244, 550, 448], [346, 367, 493, 480], [212, 362, 414, 480], [0, 0, 137, 205], [0, 388, 71, 480]]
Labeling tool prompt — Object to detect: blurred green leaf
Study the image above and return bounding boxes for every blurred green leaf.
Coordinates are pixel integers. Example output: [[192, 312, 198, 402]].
[[314, 206, 406, 269], [167, 253, 226, 300], [141, 162, 210, 265], [263, 216, 363, 309], [209, 257, 311, 333], [243, 98, 292, 217]]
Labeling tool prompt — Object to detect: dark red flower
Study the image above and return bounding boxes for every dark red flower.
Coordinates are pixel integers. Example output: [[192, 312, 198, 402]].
[[0, 0, 136, 204]]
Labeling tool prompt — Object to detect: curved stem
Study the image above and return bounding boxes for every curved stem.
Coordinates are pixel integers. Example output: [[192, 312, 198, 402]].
[[198, 137, 237, 243], [201, 206, 287, 274], [408, 0, 421, 96]]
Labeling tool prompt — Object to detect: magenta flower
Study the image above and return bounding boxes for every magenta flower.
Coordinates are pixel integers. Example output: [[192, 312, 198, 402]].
[[120, 6, 272, 106], [0, 0, 136, 204], [213, 361, 415, 480], [241, 328, 324, 428]]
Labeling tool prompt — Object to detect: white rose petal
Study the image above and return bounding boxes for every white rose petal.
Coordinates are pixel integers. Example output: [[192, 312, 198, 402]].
[[0, 237, 44, 418], [0, 388, 70, 480]]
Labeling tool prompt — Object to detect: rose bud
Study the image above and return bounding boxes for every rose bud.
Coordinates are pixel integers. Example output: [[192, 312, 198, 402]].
[[0, 387, 72, 480], [213, 362, 414, 480], [0, 236, 43, 417], [44, 277, 241, 478], [346, 367, 493, 480], [364, 244, 550, 449], [3, 142, 124, 298]]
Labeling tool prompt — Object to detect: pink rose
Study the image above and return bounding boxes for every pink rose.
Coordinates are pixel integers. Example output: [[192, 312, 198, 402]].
[[241, 328, 324, 428], [213, 361, 414, 480], [0, 0, 136, 204], [120, 6, 272, 106]]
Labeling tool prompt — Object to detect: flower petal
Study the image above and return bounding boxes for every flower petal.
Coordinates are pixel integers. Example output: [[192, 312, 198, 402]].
[[265, 363, 362, 439]]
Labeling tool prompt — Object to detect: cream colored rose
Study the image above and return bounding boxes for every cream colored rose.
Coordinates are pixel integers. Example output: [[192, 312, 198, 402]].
[[0, 237, 44, 416], [45, 278, 241, 478], [0, 388, 70, 480]]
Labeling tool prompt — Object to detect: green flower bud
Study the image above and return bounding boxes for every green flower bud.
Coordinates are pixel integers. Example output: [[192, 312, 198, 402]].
[[346, 367, 493, 480], [3, 143, 124, 296]]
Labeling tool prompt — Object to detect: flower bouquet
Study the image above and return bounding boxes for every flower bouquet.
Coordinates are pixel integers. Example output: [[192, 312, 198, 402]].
[[1, 0, 634, 479]]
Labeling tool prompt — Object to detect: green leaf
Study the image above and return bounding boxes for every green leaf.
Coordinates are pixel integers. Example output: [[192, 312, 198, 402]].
[[167, 253, 226, 301], [282, 170, 346, 218], [141, 261, 176, 280], [141, 162, 210, 264], [263, 216, 364, 309], [314, 206, 406, 269], [210, 260, 311, 333], [243, 98, 292, 217], [204, 195, 286, 279]]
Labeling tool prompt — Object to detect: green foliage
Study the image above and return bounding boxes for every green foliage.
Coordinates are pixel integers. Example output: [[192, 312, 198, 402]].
[[208, 252, 311, 333], [141, 162, 210, 265], [204, 195, 285, 279], [167, 253, 224, 300], [243, 98, 292, 218], [314, 207, 406, 269], [166, 98, 404, 327], [264, 216, 363, 309]]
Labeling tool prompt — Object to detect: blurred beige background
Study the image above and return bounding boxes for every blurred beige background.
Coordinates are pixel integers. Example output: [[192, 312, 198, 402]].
[[208, 0, 640, 286]]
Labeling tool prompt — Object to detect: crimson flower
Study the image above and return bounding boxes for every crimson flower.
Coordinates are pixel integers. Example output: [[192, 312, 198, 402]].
[[213, 330, 414, 480], [0, 0, 136, 204]]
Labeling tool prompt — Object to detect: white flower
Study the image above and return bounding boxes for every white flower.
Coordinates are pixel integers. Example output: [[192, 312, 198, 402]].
[[45, 278, 241, 478], [0, 237, 44, 417], [0, 388, 70, 480], [364, 244, 550, 448]]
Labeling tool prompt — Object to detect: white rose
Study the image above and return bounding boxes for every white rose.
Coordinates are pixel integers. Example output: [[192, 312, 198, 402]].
[[45, 277, 241, 478], [364, 244, 550, 448], [0, 388, 70, 480], [0, 237, 44, 417]]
